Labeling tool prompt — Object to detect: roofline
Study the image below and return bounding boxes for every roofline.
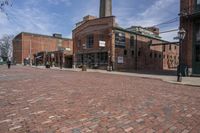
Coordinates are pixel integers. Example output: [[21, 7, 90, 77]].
[[14, 32, 72, 40], [113, 27, 169, 42], [73, 16, 116, 32]]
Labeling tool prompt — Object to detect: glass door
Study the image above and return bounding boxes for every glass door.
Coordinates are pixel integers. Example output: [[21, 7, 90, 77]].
[[193, 22, 200, 74]]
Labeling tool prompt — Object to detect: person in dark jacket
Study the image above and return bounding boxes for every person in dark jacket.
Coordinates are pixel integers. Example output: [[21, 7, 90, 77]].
[[7, 60, 11, 69]]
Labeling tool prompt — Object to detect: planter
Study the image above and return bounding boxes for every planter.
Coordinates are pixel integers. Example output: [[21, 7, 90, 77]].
[[82, 65, 87, 71], [46, 64, 50, 68]]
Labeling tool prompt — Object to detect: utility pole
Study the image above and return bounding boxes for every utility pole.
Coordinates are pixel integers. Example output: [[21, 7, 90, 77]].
[[29, 39, 32, 66]]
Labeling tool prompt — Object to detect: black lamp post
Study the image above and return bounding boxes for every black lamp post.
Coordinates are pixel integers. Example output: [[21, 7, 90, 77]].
[[177, 28, 186, 82], [108, 32, 113, 71], [82, 43, 87, 71]]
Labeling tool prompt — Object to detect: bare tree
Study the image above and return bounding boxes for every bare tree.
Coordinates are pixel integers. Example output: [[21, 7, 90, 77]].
[[0, 34, 14, 61], [0, 0, 12, 14]]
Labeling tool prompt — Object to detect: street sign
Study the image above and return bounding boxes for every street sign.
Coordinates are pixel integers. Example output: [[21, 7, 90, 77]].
[[99, 41, 106, 47]]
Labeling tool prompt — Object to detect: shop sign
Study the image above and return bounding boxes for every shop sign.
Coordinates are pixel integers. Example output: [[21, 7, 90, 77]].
[[99, 41, 106, 47], [117, 56, 124, 64]]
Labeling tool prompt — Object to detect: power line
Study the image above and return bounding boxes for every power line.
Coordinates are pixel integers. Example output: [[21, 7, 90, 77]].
[[152, 17, 179, 27], [159, 29, 179, 34]]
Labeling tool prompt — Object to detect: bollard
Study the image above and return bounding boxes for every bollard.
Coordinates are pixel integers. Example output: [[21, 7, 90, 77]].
[[177, 73, 182, 82]]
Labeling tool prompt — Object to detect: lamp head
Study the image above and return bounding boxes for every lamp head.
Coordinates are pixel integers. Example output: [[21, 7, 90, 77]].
[[178, 28, 186, 40]]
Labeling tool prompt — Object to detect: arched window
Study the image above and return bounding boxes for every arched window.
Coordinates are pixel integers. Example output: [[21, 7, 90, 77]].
[[130, 36, 135, 48]]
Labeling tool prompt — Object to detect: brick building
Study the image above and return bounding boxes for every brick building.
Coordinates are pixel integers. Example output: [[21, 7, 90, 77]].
[[13, 32, 73, 66], [73, 16, 179, 71], [180, 0, 200, 74]]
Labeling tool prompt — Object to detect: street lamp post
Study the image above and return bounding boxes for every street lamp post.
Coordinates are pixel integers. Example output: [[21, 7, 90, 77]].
[[108, 32, 113, 71], [82, 44, 87, 71], [177, 28, 186, 82]]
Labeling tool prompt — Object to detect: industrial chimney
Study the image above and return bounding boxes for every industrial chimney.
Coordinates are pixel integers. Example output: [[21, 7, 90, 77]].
[[99, 0, 112, 18]]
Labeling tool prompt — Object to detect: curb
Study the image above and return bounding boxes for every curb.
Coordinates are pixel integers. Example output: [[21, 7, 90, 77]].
[[29, 66, 200, 87]]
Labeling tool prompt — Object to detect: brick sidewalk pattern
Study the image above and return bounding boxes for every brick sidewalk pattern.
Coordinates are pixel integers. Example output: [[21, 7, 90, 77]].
[[0, 66, 200, 133]]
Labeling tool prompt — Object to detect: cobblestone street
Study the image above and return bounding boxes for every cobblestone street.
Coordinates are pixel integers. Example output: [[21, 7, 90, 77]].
[[0, 66, 200, 133]]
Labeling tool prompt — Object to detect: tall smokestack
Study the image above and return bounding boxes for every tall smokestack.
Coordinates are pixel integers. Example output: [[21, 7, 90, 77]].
[[99, 0, 112, 18]]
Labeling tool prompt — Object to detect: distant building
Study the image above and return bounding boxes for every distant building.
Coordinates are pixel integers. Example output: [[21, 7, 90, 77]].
[[180, 0, 200, 74], [13, 32, 73, 66], [73, 16, 179, 71]]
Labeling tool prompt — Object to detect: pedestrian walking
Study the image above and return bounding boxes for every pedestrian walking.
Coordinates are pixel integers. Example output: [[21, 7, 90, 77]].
[[7, 60, 11, 69]]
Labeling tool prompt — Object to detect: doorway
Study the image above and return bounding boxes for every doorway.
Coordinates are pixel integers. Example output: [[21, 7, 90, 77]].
[[193, 22, 200, 74], [65, 56, 73, 68]]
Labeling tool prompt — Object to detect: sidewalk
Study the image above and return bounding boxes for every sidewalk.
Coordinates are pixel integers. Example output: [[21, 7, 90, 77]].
[[31, 66, 200, 87]]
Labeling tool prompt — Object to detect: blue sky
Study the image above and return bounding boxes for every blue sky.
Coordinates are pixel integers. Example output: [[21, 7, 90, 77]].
[[0, 0, 179, 41]]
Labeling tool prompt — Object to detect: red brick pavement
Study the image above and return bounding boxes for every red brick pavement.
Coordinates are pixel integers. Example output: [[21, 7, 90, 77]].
[[0, 66, 200, 133]]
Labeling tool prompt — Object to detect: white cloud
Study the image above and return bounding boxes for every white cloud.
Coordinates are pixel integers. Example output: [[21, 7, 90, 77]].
[[0, 4, 59, 38], [71, 0, 98, 23], [0, 0, 179, 41], [114, 0, 179, 41]]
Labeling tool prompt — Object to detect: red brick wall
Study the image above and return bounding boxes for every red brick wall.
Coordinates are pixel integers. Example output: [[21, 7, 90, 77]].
[[73, 16, 115, 66], [13, 34, 22, 64], [114, 33, 179, 71], [13, 33, 73, 64]]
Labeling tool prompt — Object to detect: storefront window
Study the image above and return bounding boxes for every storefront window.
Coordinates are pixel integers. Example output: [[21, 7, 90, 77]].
[[195, 23, 200, 62], [163, 45, 166, 52], [196, 45, 200, 62], [77, 39, 81, 48]]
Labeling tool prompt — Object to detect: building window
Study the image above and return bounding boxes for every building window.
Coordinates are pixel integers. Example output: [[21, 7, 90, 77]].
[[174, 56, 176, 60], [196, 45, 200, 62], [99, 34, 105, 41], [163, 45, 166, 52], [77, 39, 81, 47], [195, 23, 200, 62], [169, 45, 172, 50], [154, 53, 158, 58], [138, 49, 141, 57], [132, 50, 134, 56], [174, 46, 177, 50], [98, 52, 108, 64], [87, 34, 94, 48], [130, 36, 135, 48], [115, 32, 126, 48], [150, 52, 152, 58], [124, 50, 127, 56]]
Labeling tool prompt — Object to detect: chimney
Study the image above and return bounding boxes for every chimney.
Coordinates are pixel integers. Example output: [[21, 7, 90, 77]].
[[99, 0, 112, 18]]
